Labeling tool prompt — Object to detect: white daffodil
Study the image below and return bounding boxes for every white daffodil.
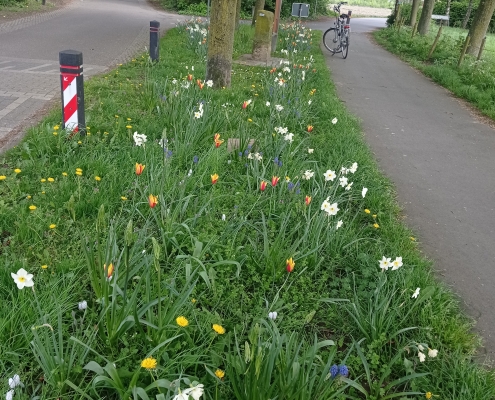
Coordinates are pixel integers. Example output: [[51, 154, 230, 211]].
[[340, 166, 348, 175], [8, 374, 22, 389], [266, 101, 270, 106], [6, 390, 14, 400], [303, 170, 314, 180], [308, 100, 312, 105], [418, 351, 426, 362], [345, 182, 353, 191], [391, 257, 403, 271], [321, 199, 331, 212], [11, 268, 34, 290], [183, 384, 205, 400], [308, 148, 314, 154], [78, 300, 88, 310], [339, 176, 348, 187], [206, 80, 213, 87], [268, 311, 278, 320], [379, 256, 391, 271], [284, 133, 294, 143], [133, 132, 147, 147], [283, 66, 290, 73], [362, 187, 368, 198], [173, 391, 189, 400], [412, 287, 420, 299], [336, 220, 343, 230], [172, 78, 178, 84], [221, 214, 226, 221], [418, 344, 425, 351], [275, 104, 284, 112], [254, 153, 263, 161], [327, 203, 339, 216], [188, 169, 193, 177], [428, 348, 438, 358], [348, 162, 358, 173], [324, 169, 336, 181], [332, 117, 338, 124]]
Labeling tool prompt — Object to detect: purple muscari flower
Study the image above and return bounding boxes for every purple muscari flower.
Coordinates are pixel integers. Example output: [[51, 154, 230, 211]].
[[244, 149, 249, 156], [278, 160, 283, 167], [339, 365, 349, 377], [288, 182, 295, 191], [193, 155, 199, 164], [160, 95, 167, 102], [166, 150, 173, 158], [330, 365, 339, 378], [296, 189, 300, 194], [247, 144, 253, 150], [269, 86, 274, 96], [273, 156, 279, 165], [239, 152, 243, 157]]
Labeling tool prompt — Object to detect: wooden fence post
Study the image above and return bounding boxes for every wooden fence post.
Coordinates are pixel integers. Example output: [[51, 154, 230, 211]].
[[457, 34, 470, 68], [427, 21, 443, 60], [477, 37, 487, 61]]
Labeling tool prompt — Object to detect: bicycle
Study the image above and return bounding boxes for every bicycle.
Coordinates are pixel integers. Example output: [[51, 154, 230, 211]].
[[323, 2, 352, 59]]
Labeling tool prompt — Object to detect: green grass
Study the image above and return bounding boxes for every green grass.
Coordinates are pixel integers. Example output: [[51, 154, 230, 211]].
[[374, 24, 495, 120], [0, 0, 50, 12], [0, 20, 494, 400], [346, 0, 393, 9]]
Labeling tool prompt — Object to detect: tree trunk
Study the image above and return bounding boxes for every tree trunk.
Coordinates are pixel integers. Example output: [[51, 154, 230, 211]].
[[466, 0, 495, 55], [251, 0, 265, 26], [445, 0, 452, 25], [410, 0, 421, 27], [235, 0, 242, 30], [206, 0, 236, 88], [462, 0, 474, 29], [417, 0, 436, 35]]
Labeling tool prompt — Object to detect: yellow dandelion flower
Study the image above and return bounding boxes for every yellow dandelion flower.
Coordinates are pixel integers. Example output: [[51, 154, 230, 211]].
[[29, 205, 37, 211], [53, 132, 58, 136], [364, 209, 371, 214], [62, 172, 68, 176], [49, 224, 56, 229], [95, 176, 101, 181], [373, 223, 380, 229], [14, 169, 21, 174], [127, 118, 132, 121], [40, 178, 46, 183], [26, 195, 31, 199], [53, 125, 59, 130], [248, 118, 253, 122], [191, 298, 197, 303], [115, 115, 119, 118], [47, 177, 54, 182], [41, 191, 45, 194], [76, 168, 82, 172], [76, 171, 82, 176], [141, 357, 157, 370], [176, 316, 189, 327], [425, 393, 432, 400], [212, 324, 226, 334], [215, 369, 225, 379], [126, 125, 132, 129], [121, 196, 128, 201], [41, 264, 48, 269], [104, 132, 109, 135], [372, 214, 377, 218], [77, 141, 82, 145], [0, 175, 6, 180]]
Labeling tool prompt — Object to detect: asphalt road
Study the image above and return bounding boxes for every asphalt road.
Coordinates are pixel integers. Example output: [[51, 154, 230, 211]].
[[310, 17, 495, 358], [0, 0, 183, 150]]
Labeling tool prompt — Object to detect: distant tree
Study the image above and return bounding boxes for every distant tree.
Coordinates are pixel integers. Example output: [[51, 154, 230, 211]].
[[462, 0, 475, 28], [205, 0, 236, 88], [251, 0, 265, 25], [466, 0, 495, 55], [417, 0, 436, 34], [235, 0, 242, 30]]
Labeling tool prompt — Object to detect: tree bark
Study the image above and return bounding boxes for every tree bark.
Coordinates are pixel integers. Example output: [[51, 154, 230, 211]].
[[206, 0, 236, 88], [462, 0, 474, 29], [410, 0, 421, 27], [417, 0, 436, 35], [235, 0, 242, 30], [466, 0, 495, 55], [251, 0, 265, 26]]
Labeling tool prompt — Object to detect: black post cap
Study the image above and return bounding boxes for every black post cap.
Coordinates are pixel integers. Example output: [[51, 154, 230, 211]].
[[150, 20, 160, 28], [59, 50, 83, 66]]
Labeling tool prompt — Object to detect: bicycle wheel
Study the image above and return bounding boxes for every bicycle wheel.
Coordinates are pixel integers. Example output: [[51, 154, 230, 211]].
[[341, 30, 350, 59], [323, 28, 339, 54]]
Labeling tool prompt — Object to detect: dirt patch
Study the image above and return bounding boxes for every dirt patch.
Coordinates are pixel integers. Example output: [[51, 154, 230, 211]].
[[331, 4, 391, 17], [0, 0, 72, 22]]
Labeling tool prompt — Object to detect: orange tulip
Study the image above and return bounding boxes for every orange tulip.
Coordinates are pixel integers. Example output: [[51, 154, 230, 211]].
[[305, 195, 312, 206], [214, 133, 224, 148], [242, 101, 249, 109], [148, 194, 158, 208], [135, 163, 145, 175], [187, 73, 193, 81], [271, 176, 280, 187], [196, 79, 204, 89], [260, 181, 267, 191], [211, 173, 219, 184], [307, 125, 314, 133], [104, 263, 114, 280], [286, 258, 295, 273]]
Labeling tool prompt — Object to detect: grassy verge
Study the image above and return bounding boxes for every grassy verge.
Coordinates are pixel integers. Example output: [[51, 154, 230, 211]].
[[0, 19, 494, 399], [374, 25, 495, 120]]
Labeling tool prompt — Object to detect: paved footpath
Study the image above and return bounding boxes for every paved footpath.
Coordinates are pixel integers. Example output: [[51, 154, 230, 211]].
[[0, 0, 184, 151], [309, 17, 495, 359]]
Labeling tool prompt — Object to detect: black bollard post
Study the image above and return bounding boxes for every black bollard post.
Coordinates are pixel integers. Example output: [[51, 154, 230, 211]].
[[59, 50, 85, 136], [150, 21, 160, 62]]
